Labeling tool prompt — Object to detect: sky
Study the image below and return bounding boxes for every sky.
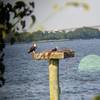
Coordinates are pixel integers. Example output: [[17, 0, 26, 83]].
[[4, 0, 100, 32], [30, 0, 100, 32]]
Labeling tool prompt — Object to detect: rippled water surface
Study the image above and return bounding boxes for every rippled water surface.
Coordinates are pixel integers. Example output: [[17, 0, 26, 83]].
[[0, 39, 100, 100]]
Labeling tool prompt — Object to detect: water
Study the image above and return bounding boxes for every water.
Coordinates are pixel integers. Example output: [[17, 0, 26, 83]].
[[0, 39, 100, 100]]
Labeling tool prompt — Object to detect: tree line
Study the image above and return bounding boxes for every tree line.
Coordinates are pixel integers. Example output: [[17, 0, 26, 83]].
[[14, 27, 100, 42]]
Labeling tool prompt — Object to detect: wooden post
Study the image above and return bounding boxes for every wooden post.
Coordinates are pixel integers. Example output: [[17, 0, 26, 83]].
[[31, 49, 74, 100], [49, 59, 60, 100]]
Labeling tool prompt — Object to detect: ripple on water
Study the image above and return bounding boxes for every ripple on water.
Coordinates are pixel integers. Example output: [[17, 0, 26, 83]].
[[1, 39, 100, 100]]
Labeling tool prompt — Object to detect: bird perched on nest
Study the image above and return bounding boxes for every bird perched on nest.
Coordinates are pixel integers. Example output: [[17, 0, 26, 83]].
[[28, 43, 37, 53], [51, 47, 58, 51]]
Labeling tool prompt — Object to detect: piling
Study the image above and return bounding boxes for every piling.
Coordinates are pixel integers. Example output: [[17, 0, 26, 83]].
[[32, 49, 74, 100]]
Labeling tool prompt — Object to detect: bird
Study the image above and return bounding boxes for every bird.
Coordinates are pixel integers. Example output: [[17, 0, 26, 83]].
[[51, 47, 58, 51], [28, 43, 37, 53]]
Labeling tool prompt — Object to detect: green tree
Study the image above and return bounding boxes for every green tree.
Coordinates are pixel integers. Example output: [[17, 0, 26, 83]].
[[0, 0, 89, 87], [92, 95, 100, 100], [0, 0, 35, 87]]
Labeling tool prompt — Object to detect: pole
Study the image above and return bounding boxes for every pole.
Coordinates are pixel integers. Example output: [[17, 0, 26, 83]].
[[49, 59, 60, 100]]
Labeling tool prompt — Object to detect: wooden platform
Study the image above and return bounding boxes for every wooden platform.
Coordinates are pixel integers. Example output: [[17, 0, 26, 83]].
[[31, 48, 75, 100], [32, 48, 74, 60]]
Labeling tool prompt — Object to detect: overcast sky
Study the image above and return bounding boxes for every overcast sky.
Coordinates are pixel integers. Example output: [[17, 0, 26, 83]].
[[6, 0, 100, 32], [31, 0, 100, 32]]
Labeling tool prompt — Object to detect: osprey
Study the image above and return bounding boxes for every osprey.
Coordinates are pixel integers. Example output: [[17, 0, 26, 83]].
[[51, 47, 58, 51], [28, 43, 37, 53]]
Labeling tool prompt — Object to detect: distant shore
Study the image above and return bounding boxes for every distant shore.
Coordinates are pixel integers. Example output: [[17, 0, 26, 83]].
[[13, 27, 100, 43]]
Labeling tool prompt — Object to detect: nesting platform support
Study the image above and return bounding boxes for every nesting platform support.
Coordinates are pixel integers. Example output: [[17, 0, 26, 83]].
[[49, 59, 60, 100], [32, 49, 74, 100]]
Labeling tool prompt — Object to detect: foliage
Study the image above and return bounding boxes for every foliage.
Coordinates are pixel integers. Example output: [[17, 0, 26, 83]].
[[66, 27, 100, 39], [92, 95, 100, 100], [14, 27, 100, 42], [0, 0, 35, 87], [0, 0, 90, 87]]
